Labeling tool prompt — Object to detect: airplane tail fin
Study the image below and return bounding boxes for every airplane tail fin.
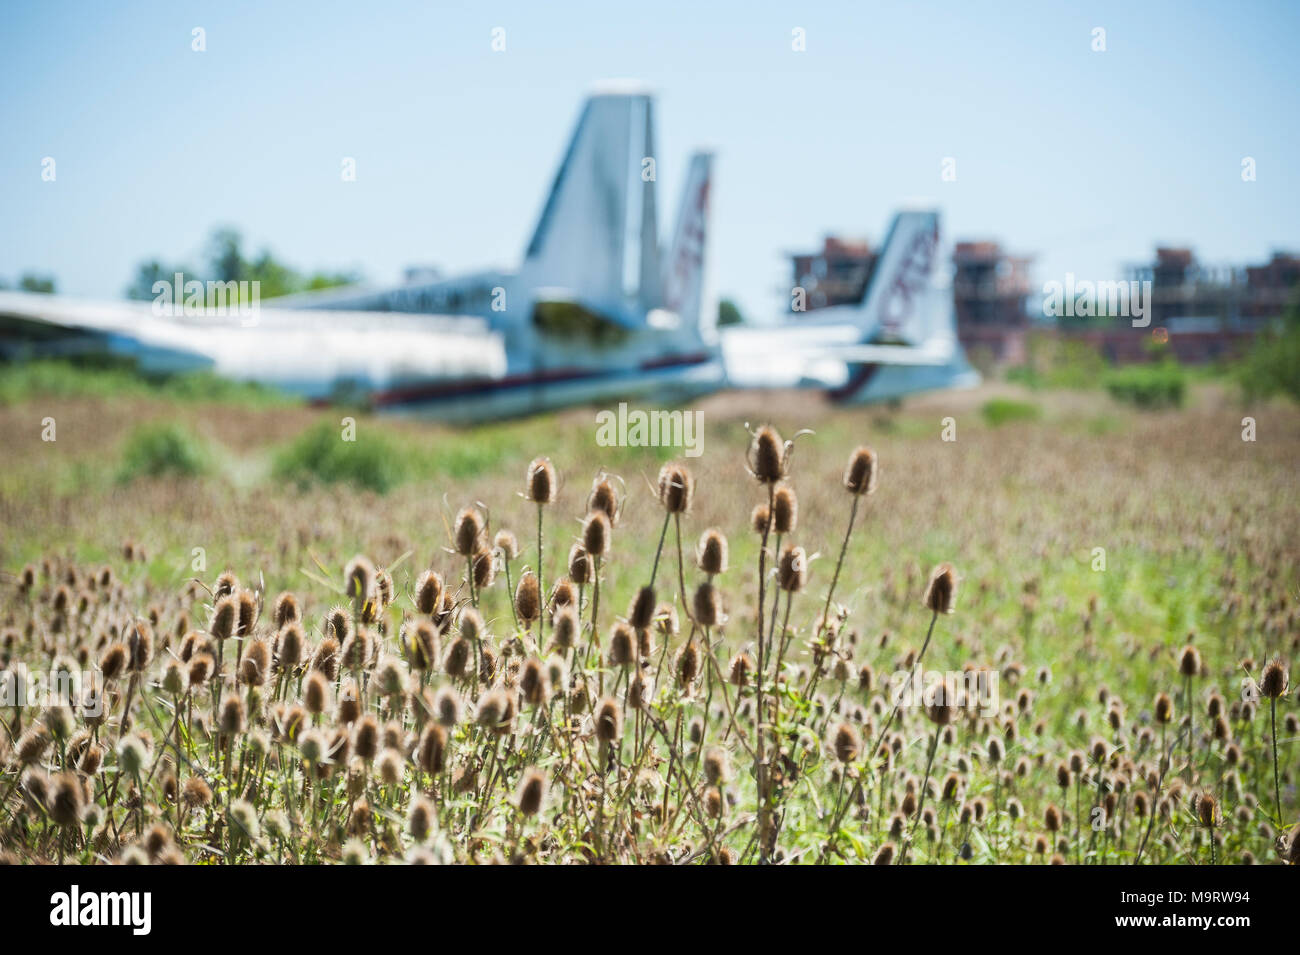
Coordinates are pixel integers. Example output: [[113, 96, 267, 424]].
[[661, 151, 713, 335], [855, 209, 942, 345], [523, 85, 661, 314]]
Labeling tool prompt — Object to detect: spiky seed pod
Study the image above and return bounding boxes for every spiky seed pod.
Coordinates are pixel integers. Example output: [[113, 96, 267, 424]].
[[515, 571, 541, 624], [182, 776, 212, 810], [568, 544, 592, 585], [303, 671, 329, 715], [873, 843, 895, 865], [595, 697, 623, 743], [926, 680, 956, 726], [444, 636, 471, 679], [454, 507, 484, 556], [608, 623, 636, 668], [628, 586, 656, 631], [1154, 692, 1174, 725], [526, 457, 557, 505], [219, 694, 245, 735], [408, 795, 436, 842], [337, 681, 361, 725], [213, 571, 239, 600], [14, 725, 51, 765], [409, 620, 440, 672], [843, 446, 878, 495], [519, 658, 547, 706], [749, 425, 785, 483], [552, 606, 579, 650], [728, 652, 754, 687], [471, 548, 496, 589], [588, 476, 619, 524], [311, 636, 340, 681], [1044, 804, 1062, 832], [273, 592, 300, 629], [582, 510, 611, 558], [236, 589, 258, 637], [696, 529, 728, 576], [353, 715, 379, 762], [239, 644, 268, 687], [187, 653, 214, 690], [340, 629, 371, 671], [1197, 793, 1218, 828], [417, 723, 447, 774], [922, 563, 958, 615], [833, 722, 861, 763], [657, 462, 694, 514], [415, 570, 444, 616], [675, 640, 701, 688], [1178, 644, 1201, 677], [517, 767, 548, 816], [429, 686, 461, 727], [988, 736, 1004, 764], [77, 742, 103, 777], [210, 595, 238, 641], [551, 578, 577, 608], [277, 622, 304, 673], [476, 689, 515, 736], [703, 747, 730, 786], [99, 642, 128, 682], [325, 607, 352, 644], [655, 602, 679, 638], [693, 582, 722, 627], [704, 787, 725, 819], [1260, 658, 1288, 699], [750, 503, 770, 535], [494, 530, 519, 562], [125, 620, 153, 672], [777, 545, 807, 593]]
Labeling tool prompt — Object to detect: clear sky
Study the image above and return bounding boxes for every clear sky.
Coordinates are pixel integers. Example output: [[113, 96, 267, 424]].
[[2, 0, 1297, 321]]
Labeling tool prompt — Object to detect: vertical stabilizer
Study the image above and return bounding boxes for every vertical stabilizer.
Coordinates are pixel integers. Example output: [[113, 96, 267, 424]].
[[661, 151, 713, 332]]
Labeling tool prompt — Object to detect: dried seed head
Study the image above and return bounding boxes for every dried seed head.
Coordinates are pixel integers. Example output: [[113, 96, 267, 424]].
[[703, 747, 730, 785], [750, 503, 769, 535], [417, 724, 447, 774], [595, 697, 623, 743], [408, 795, 436, 842], [728, 652, 754, 687], [49, 772, 84, 827], [415, 570, 444, 616], [516, 767, 548, 816], [582, 510, 611, 557], [675, 640, 701, 688], [312, 636, 340, 681], [1178, 644, 1201, 677], [277, 622, 304, 672], [526, 457, 557, 505], [1260, 657, 1288, 699], [843, 446, 878, 495], [922, 563, 958, 615], [692, 582, 723, 627], [515, 571, 541, 623], [471, 548, 496, 589], [126, 620, 153, 672], [588, 475, 619, 524], [303, 671, 329, 715], [182, 776, 212, 809], [475, 689, 514, 735], [696, 529, 728, 576], [236, 589, 259, 636], [409, 620, 440, 672], [213, 571, 239, 600], [273, 592, 300, 629], [552, 605, 579, 650], [337, 680, 361, 724], [494, 530, 519, 562], [1154, 692, 1174, 725], [608, 623, 637, 668], [925, 679, 957, 726], [433, 686, 463, 726], [353, 715, 379, 761], [519, 657, 548, 706], [567, 544, 592, 585], [657, 462, 694, 514], [628, 585, 656, 630], [1196, 792, 1218, 828], [219, 694, 245, 735], [99, 642, 127, 682], [832, 722, 861, 763], [240, 639, 270, 686], [325, 606, 352, 644], [772, 485, 798, 535], [210, 595, 238, 642], [550, 578, 576, 608], [749, 425, 785, 483], [444, 636, 471, 679], [454, 507, 484, 556], [187, 652, 214, 690], [777, 545, 807, 593]]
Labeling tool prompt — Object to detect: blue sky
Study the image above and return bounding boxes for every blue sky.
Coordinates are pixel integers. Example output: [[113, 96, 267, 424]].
[[2, 0, 1297, 321]]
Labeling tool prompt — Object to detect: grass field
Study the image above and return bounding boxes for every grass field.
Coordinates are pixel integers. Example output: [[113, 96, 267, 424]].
[[1, 374, 1297, 864]]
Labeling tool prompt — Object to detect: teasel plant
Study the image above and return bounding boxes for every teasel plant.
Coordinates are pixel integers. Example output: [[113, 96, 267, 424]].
[[525, 457, 556, 641]]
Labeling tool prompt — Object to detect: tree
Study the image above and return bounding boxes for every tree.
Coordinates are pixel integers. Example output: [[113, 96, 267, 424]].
[[718, 298, 745, 327], [1238, 295, 1300, 403], [18, 273, 56, 294]]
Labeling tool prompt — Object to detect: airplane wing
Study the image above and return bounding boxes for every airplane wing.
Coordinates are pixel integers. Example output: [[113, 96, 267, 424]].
[[0, 290, 506, 398], [797, 339, 957, 366]]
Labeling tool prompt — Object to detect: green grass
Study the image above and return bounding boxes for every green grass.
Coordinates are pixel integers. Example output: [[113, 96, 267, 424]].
[[1103, 361, 1186, 409], [0, 359, 290, 408], [117, 422, 213, 482], [981, 397, 1041, 426]]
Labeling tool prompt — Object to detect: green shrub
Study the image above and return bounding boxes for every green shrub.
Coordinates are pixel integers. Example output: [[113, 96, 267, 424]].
[[981, 397, 1041, 426], [273, 420, 406, 493], [118, 423, 212, 482], [1104, 361, 1186, 409]]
